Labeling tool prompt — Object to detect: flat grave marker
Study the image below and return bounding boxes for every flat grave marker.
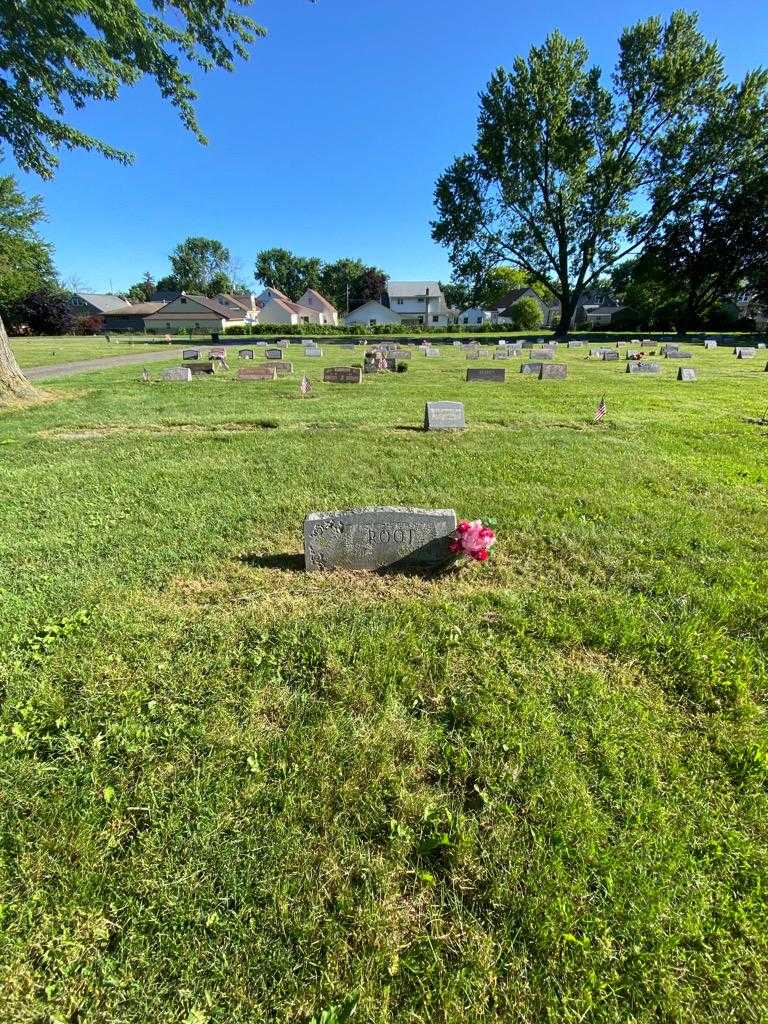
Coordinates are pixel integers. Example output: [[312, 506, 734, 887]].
[[424, 401, 465, 431], [238, 365, 277, 382], [627, 361, 661, 374], [539, 363, 567, 379], [163, 367, 193, 383], [305, 507, 457, 572], [467, 367, 505, 383], [324, 366, 362, 384]]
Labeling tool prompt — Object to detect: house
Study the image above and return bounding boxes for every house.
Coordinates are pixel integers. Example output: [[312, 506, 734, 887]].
[[298, 288, 339, 326], [143, 293, 247, 334], [386, 281, 451, 326], [489, 287, 547, 325], [344, 300, 402, 327], [255, 286, 337, 325], [577, 303, 624, 326], [67, 292, 128, 316], [213, 293, 261, 320], [459, 307, 493, 326], [102, 302, 165, 332]]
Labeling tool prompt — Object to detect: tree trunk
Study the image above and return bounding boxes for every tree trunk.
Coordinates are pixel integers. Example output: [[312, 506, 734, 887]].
[[0, 314, 40, 402]]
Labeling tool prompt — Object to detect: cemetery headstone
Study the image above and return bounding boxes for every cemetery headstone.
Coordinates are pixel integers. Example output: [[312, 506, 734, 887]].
[[601, 350, 620, 361], [493, 349, 511, 359], [182, 349, 199, 360], [466, 350, 481, 360], [424, 347, 440, 357], [424, 401, 465, 431], [626, 361, 661, 374], [304, 346, 322, 357], [265, 348, 284, 360], [737, 347, 756, 358], [238, 349, 255, 359], [704, 340, 717, 349], [466, 367, 505, 383], [539, 363, 567, 379], [677, 367, 697, 381], [568, 340, 583, 348], [531, 348, 555, 360], [521, 362, 543, 375], [238, 365, 277, 382], [304, 507, 458, 572], [271, 361, 294, 376], [393, 350, 412, 360], [163, 367, 193, 383], [665, 350, 692, 359], [210, 347, 226, 359], [184, 361, 216, 375], [324, 367, 363, 384]]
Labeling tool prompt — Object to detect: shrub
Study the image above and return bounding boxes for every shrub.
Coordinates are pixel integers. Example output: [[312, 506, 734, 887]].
[[507, 297, 543, 330]]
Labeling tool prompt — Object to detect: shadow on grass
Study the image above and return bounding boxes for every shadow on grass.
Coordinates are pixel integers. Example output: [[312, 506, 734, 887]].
[[238, 551, 458, 578], [239, 553, 305, 571]]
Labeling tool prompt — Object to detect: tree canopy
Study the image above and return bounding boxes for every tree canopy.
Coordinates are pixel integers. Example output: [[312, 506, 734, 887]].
[[166, 237, 233, 295], [254, 249, 387, 313], [433, 11, 729, 335], [0, 176, 57, 319], [0, 0, 265, 178]]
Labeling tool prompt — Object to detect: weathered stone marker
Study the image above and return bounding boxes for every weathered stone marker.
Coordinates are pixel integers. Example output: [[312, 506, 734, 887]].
[[466, 350, 480, 360], [737, 347, 756, 358], [677, 367, 697, 381], [423, 347, 440, 357], [304, 346, 322, 357], [601, 350, 620, 361], [539, 363, 567, 379], [210, 347, 226, 359], [704, 340, 718, 349], [393, 350, 412, 360], [666, 350, 692, 359], [163, 367, 193, 382], [467, 367, 505, 382], [184, 361, 216, 375], [304, 507, 457, 572], [265, 348, 284, 360], [626, 361, 661, 374], [182, 349, 199, 360], [424, 401, 465, 431], [324, 366, 362, 384], [238, 365, 277, 382], [521, 362, 543, 375], [270, 361, 294, 377], [239, 349, 255, 359], [493, 349, 512, 359], [531, 348, 555, 360], [568, 340, 583, 348]]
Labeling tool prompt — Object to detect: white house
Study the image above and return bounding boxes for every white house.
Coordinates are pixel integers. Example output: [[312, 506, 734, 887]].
[[344, 300, 402, 326], [255, 286, 337, 325], [299, 288, 339, 326], [459, 307, 492, 326], [213, 293, 260, 321], [386, 281, 451, 326]]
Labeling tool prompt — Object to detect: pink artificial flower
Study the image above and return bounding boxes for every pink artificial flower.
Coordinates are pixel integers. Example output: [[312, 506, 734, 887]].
[[451, 519, 496, 562]]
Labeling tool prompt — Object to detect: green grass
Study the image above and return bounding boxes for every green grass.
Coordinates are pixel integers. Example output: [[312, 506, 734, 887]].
[[1, 342, 767, 1022], [10, 335, 177, 368]]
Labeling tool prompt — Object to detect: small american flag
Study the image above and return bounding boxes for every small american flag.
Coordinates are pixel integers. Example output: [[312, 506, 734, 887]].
[[300, 375, 311, 397], [594, 395, 606, 423]]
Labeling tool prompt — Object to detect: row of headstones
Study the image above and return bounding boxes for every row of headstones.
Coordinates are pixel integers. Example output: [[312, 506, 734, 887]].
[[163, 363, 363, 383]]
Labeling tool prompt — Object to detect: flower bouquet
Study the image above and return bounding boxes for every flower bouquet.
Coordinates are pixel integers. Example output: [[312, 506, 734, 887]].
[[447, 518, 497, 566]]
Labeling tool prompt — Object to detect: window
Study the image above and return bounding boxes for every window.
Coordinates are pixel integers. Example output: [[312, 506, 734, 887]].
[[195, 322, 200, 328], [462, 317, 468, 325], [432, 315, 439, 323], [417, 297, 424, 303], [477, 316, 482, 324], [370, 319, 377, 326], [396, 298, 403, 305], [180, 297, 187, 304], [166, 322, 171, 328]]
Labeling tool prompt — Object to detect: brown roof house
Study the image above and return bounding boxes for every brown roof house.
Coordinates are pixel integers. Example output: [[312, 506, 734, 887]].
[[102, 301, 165, 332], [143, 293, 248, 334]]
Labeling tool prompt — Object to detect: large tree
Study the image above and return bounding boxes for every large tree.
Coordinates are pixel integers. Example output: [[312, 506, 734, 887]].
[[432, 12, 726, 337], [126, 272, 156, 303], [254, 248, 323, 299], [168, 236, 232, 295], [631, 73, 768, 334], [318, 258, 387, 314], [0, 0, 265, 401]]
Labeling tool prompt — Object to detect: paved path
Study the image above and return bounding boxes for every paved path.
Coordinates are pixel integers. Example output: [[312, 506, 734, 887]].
[[25, 349, 184, 381]]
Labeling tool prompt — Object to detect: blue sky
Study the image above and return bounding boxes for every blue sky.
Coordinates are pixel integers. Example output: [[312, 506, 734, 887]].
[[6, 0, 768, 292]]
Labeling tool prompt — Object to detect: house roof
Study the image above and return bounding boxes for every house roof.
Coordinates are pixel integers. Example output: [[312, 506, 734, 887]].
[[73, 292, 128, 313], [302, 288, 338, 315], [491, 287, 539, 310], [347, 299, 399, 315], [104, 302, 164, 317], [216, 293, 253, 311], [387, 281, 443, 298], [147, 294, 244, 320]]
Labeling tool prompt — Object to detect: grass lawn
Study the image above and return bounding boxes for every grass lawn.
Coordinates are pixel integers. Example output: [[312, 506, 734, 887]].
[[10, 335, 178, 368], [1, 342, 767, 1022]]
